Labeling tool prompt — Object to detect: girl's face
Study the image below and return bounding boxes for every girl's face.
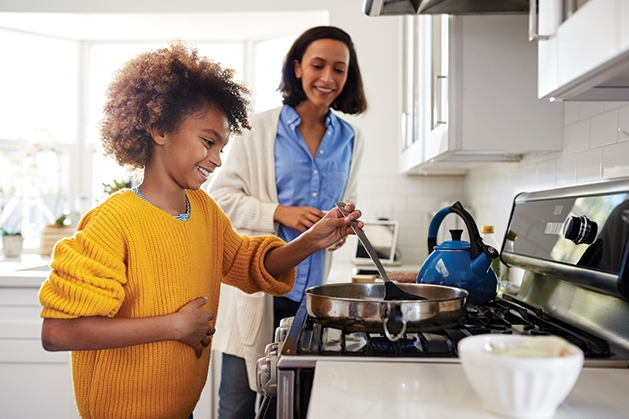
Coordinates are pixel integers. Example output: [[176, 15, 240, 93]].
[[159, 106, 230, 191], [294, 38, 350, 110]]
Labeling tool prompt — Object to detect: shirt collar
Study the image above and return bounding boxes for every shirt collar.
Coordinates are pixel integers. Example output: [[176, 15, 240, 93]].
[[281, 105, 337, 134]]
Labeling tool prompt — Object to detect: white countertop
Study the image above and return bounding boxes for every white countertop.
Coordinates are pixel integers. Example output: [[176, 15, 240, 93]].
[[0, 254, 51, 287], [307, 361, 629, 419], [326, 261, 422, 285]]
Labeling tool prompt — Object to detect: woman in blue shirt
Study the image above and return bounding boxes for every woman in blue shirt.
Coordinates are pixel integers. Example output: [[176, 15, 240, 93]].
[[208, 26, 368, 419]]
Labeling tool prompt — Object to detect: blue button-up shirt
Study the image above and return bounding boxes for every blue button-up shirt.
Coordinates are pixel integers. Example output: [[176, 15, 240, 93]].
[[275, 106, 355, 302]]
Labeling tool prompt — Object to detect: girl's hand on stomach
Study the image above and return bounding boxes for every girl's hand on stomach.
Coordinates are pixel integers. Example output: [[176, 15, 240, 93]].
[[172, 297, 215, 358]]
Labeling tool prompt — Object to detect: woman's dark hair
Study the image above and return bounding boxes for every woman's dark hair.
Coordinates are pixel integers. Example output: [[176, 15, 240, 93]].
[[100, 41, 251, 170], [279, 26, 367, 115]]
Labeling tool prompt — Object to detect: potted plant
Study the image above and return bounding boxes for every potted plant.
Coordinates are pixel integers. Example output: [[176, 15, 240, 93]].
[[39, 213, 75, 256], [1, 227, 24, 257]]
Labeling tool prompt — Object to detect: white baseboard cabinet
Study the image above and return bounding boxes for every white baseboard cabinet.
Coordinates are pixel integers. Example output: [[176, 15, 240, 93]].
[[0, 285, 80, 419]]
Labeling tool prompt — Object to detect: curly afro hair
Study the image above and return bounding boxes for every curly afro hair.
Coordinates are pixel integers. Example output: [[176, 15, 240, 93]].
[[100, 41, 251, 170]]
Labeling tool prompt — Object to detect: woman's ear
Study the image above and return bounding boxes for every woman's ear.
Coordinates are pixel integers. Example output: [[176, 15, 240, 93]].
[[293, 59, 302, 79], [149, 128, 166, 145]]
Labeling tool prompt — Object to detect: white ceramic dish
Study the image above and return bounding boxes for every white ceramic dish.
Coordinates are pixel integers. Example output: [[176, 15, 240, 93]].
[[458, 334, 584, 419]]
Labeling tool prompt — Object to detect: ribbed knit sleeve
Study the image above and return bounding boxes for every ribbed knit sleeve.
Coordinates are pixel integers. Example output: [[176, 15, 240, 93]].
[[208, 196, 295, 296], [39, 206, 128, 319], [222, 228, 295, 296]]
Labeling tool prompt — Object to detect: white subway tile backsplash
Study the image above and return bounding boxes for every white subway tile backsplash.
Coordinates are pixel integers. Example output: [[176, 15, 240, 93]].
[[578, 102, 605, 119], [537, 159, 556, 186], [602, 141, 629, 179], [564, 102, 579, 125], [520, 163, 537, 186], [618, 104, 629, 142], [603, 102, 627, 111], [590, 110, 618, 148], [555, 154, 577, 185], [576, 149, 602, 181], [564, 119, 590, 152]]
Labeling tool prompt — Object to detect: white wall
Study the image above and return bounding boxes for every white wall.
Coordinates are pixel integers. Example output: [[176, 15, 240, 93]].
[[465, 101, 629, 244]]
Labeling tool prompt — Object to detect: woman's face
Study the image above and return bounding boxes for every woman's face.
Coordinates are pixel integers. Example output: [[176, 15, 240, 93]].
[[294, 38, 350, 110]]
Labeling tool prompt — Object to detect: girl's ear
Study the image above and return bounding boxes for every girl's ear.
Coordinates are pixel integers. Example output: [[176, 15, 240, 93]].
[[149, 128, 166, 145]]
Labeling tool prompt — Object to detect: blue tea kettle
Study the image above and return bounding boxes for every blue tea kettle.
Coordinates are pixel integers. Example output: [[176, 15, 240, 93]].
[[416, 201, 499, 304]]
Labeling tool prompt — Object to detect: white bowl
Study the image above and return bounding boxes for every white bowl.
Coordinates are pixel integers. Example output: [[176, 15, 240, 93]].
[[458, 334, 584, 419]]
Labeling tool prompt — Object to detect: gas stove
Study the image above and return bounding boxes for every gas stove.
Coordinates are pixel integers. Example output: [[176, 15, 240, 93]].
[[280, 295, 624, 367], [258, 178, 629, 419]]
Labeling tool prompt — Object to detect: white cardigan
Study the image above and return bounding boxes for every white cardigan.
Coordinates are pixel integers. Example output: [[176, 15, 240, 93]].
[[208, 106, 364, 390]]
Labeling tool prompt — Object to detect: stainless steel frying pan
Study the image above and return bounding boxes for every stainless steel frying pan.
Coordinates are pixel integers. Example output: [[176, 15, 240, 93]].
[[305, 282, 468, 341]]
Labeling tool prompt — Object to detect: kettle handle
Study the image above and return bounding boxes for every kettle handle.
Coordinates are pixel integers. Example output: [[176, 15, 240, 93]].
[[427, 201, 492, 261]]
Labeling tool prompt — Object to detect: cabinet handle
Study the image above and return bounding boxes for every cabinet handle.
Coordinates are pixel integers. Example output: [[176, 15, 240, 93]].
[[528, 0, 550, 41], [434, 75, 447, 128]]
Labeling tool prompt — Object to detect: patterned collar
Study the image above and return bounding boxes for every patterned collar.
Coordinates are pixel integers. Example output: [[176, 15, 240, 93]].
[[132, 187, 190, 221]]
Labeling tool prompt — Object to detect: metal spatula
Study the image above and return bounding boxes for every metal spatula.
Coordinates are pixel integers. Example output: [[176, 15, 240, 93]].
[[336, 202, 426, 301]]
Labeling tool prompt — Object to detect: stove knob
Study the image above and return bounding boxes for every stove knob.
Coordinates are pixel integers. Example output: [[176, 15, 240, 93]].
[[563, 215, 598, 245], [256, 342, 279, 397], [279, 316, 294, 328], [274, 325, 289, 343], [274, 316, 294, 343]]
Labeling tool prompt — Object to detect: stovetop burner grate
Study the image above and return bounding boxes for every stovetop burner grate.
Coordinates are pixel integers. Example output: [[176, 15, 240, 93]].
[[295, 298, 611, 359]]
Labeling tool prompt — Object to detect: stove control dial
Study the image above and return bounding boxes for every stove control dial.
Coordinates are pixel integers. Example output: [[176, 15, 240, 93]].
[[256, 342, 279, 397], [563, 215, 598, 245], [274, 316, 294, 343]]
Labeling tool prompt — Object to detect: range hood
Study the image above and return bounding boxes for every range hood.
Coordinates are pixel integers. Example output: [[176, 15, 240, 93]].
[[363, 0, 530, 16]]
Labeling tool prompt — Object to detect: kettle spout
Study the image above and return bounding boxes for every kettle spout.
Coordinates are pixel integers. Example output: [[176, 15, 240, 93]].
[[470, 246, 499, 276]]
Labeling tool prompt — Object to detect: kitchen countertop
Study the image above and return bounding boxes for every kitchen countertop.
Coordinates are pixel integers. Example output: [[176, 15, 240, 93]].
[[326, 261, 422, 285], [0, 254, 51, 288], [0, 257, 419, 289], [307, 361, 629, 419]]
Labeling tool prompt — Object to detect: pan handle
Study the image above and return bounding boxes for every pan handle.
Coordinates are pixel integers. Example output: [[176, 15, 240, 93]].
[[382, 303, 407, 342]]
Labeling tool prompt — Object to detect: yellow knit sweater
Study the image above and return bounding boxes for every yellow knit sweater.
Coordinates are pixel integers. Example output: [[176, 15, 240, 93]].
[[38, 189, 295, 419]]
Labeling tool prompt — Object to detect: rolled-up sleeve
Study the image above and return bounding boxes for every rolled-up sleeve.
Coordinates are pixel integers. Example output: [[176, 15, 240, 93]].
[[39, 210, 128, 319]]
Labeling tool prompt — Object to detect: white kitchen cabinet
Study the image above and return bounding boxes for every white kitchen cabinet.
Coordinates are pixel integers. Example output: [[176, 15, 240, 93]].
[[536, 0, 629, 100], [0, 283, 80, 419], [401, 14, 563, 175]]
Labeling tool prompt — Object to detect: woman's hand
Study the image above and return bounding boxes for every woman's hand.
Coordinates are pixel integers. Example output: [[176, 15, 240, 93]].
[[274, 205, 325, 232], [172, 297, 215, 358]]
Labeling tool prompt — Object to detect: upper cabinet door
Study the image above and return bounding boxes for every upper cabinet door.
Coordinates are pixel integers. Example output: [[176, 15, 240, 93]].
[[535, 0, 629, 100], [400, 14, 563, 175]]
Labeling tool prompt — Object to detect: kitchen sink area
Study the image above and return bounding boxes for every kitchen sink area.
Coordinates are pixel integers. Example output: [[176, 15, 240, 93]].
[[16, 264, 53, 272]]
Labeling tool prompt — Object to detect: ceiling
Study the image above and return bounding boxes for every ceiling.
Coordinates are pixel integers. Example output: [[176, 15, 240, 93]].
[[0, 11, 329, 42]]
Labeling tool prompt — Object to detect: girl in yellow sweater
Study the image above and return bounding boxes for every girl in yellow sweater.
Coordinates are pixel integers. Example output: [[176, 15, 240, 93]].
[[38, 42, 362, 419]]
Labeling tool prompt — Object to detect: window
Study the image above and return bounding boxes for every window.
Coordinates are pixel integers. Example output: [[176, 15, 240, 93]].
[[0, 26, 298, 252], [0, 29, 77, 249]]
